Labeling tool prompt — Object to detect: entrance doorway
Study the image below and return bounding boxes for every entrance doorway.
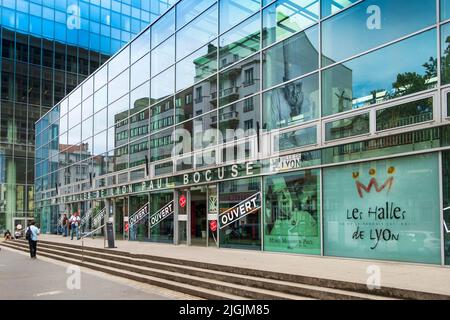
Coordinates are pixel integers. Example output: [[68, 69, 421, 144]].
[[190, 186, 207, 246], [177, 184, 218, 247], [115, 197, 128, 240]]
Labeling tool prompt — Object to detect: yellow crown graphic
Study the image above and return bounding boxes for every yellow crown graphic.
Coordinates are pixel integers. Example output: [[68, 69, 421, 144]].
[[353, 167, 395, 198]]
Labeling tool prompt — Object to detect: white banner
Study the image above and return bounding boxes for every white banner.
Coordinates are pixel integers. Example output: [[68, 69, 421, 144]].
[[149, 201, 174, 228], [129, 202, 149, 227], [219, 192, 261, 229]]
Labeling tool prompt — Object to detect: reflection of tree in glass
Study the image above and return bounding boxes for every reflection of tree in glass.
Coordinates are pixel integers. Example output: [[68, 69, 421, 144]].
[[442, 34, 450, 84], [374, 57, 437, 130], [391, 57, 437, 97]]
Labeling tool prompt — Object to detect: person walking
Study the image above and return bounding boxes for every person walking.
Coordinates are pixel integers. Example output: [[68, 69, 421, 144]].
[[25, 221, 40, 259], [69, 212, 81, 240], [62, 213, 68, 237]]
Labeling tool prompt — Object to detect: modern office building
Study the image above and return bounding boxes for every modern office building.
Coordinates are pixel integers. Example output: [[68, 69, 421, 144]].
[[35, 0, 450, 266], [0, 0, 175, 232]]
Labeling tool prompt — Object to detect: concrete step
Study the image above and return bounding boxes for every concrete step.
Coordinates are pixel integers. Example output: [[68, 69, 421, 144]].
[[2, 241, 314, 300], [0, 242, 245, 300], [6, 239, 450, 300], [25, 239, 441, 300], [16, 240, 393, 300]]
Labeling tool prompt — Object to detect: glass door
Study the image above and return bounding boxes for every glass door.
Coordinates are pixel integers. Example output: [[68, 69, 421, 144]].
[[115, 197, 128, 240], [190, 186, 207, 246]]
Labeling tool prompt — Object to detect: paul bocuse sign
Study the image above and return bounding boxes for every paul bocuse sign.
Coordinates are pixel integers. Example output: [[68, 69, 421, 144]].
[[323, 154, 441, 264]]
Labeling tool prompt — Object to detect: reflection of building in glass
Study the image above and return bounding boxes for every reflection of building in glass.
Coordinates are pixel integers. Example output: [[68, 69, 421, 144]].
[[34, 0, 450, 266]]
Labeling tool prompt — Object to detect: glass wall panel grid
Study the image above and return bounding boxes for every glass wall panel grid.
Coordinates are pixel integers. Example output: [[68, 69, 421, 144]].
[[176, 0, 217, 30], [176, 3, 218, 62], [320, 0, 360, 18], [219, 0, 261, 34], [176, 74, 218, 124], [219, 12, 261, 70], [375, 94, 436, 133], [263, 72, 319, 131], [218, 53, 261, 108], [324, 111, 370, 142], [151, 6, 175, 48], [442, 21, 450, 85], [176, 40, 218, 93], [262, 0, 319, 48], [151, 35, 175, 78], [321, 28, 438, 117], [262, 24, 319, 90], [321, 0, 436, 67]]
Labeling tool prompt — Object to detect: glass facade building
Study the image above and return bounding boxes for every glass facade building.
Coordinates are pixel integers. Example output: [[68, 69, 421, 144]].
[[0, 0, 174, 233], [35, 0, 450, 266]]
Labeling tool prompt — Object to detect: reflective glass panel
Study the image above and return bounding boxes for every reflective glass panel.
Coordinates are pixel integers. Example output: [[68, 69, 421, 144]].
[[322, 29, 437, 116], [131, 53, 150, 90], [219, 54, 261, 107], [151, 66, 175, 103], [220, 0, 260, 33], [444, 151, 450, 265], [149, 191, 174, 243], [151, 8, 175, 48], [150, 128, 174, 162], [151, 97, 174, 132], [82, 95, 93, 120], [263, 72, 319, 130], [108, 95, 129, 128], [323, 154, 441, 264], [93, 108, 108, 135], [176, 41, 218, 91], [263, 25, 319, 89], [442, 0, 450, 21], [322, 0, 436, 66], [264, 169, 321, 255], [94, 86, 108, 113], [262, 0, 319, 47], [376, 97, 433, 131], [177, 0, 216, 29], [176, 75, 217, 123], [176, 4, 218, 61], [442, 22, 450, 85], [130, 81, 150, 115], [219, 13, 261, 69], [151, 36, 175, 77], [131, 28, 150, 64], [321, 0, 358, 18], [108, 69, 129, 103], [218, 95, 260, 143], [109, 47, 130, 80], [325, 113, 370, 141], [219, 177, 261, 250], [274, 126, 317, 152]]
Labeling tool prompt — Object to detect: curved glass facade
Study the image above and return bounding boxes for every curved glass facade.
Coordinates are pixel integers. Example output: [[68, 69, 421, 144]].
[[35, 0, 450, 265]]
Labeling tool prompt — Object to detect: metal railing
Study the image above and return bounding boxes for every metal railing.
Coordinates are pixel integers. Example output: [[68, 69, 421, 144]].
[[80, 223, 106, 263]]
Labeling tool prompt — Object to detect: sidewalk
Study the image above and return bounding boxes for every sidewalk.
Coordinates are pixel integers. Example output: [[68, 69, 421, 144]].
[[39, 234, 450, 296]]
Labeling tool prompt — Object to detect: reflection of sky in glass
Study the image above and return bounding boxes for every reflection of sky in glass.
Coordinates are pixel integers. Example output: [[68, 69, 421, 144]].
[[321, 0, 359, 17], [346, 29, 436, 99], [322, 0, 436, 65]]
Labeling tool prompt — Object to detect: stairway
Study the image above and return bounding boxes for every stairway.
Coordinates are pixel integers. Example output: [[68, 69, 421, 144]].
[[1, 239, 448, 300]]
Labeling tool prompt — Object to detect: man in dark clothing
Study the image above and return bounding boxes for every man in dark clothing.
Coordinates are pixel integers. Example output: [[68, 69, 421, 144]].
[[26, 221, 40, 259]]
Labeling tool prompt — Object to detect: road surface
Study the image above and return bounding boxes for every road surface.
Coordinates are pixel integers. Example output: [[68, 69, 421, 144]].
[[0, 247, 195, 300]]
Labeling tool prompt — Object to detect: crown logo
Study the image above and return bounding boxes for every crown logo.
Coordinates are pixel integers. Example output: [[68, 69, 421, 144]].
[[353, 167, 395, 198]]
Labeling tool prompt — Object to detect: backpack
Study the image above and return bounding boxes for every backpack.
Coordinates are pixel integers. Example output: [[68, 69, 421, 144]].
[[25, 227, 32, 241]]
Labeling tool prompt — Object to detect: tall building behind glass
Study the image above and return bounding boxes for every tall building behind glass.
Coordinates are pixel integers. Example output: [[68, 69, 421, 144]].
[[35, 0, 450, 266], [0, 0, 174, 232]]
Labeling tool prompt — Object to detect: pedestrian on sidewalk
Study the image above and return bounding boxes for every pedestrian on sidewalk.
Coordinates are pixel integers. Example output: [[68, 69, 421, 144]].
[[69, 212, 81, 240], [25, 221, 40, 259], [62, 213, 68, 237], [3, 229, 11, 240]]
